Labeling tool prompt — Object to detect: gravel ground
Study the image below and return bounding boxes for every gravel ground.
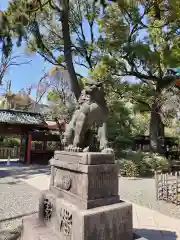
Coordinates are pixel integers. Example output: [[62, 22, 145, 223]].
[[0, 164, 50, 230], [119, 177, 180, 219], [0, 176, 39, 220]]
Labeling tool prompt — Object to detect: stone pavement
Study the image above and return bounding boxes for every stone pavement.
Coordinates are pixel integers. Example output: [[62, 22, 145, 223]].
[[20, 173, 180, 240], [133, 203, 180, 240], [120, 177, 180, 219]]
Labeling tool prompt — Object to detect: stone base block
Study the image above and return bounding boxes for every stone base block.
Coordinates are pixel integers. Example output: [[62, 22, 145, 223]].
[[38, 192, 133, 240], [76, 201, 133, 240], [50, 151, 119, 210], [21, 151, 133, 240]]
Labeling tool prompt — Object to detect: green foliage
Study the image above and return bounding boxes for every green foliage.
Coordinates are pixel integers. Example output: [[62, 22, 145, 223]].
[[0, 137, 20, 147], [118, 159, 139, 177], [117, 150, 169, 177], [94, 1, 180, 153], [98, 1, 180, 81], [107, 97, 134, 147], [47, 91, 59, 102], [4, 0, 104, 99], [132, 112, 150, 136], [5, 0, 100, 74], [106, 92, 149, 154], [140, 153, 169, 175]]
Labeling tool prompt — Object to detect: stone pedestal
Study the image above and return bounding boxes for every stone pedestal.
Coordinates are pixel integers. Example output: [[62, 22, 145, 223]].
[[21, 151, 133, 240]]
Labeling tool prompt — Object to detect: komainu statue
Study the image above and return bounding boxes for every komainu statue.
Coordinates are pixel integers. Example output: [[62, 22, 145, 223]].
[[62, 79, 113, 153]]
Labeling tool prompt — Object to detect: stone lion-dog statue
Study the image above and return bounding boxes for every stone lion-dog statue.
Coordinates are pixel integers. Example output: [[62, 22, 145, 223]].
[[62, 79, 113, 153]]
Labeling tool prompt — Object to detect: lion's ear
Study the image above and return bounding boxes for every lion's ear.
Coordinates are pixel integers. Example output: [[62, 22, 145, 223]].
[[85, 86, 91, 92], [96, 82, 102, 87]]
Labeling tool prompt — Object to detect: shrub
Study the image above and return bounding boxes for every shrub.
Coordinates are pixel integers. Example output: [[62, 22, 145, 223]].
[[118, 150, 143, 162], [0, 137, 20, 147], [140, 153, 169, 175], [117, 151, 169, 177], [118, 159, 139, 177]]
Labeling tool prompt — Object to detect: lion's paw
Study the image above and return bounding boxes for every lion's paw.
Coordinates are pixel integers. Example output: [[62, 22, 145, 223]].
[[72, 147, 82, 152], [101, 148, 114, 154], [65, 145, 73, 151], [65, 145, 82, 152], [83, 146, 90, 152]]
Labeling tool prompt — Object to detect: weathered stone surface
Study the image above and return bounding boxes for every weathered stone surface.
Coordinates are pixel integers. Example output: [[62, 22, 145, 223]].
[[54, 151, 115, 165], [50, 152, 119, 209], [62, 79, 111, 152], [50, 186, 119, 209], [22, 197, 133, 240], [21, 151, 133, 240], [52, 165, 118, 198], [81, 201, 133, 240]]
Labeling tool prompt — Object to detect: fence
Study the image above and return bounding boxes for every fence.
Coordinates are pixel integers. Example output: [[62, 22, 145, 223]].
[[155, 171, 180, 205], [0, 147, 20, 159]]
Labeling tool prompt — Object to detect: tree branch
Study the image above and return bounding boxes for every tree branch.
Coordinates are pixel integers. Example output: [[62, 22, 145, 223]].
[[6, 60, 32, 68], [74, 60, 89, 69], [26, 0, 50, 13]]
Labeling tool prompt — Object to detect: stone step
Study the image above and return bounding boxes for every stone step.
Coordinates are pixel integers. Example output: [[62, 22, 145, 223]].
[[21, 214, 59, 240]]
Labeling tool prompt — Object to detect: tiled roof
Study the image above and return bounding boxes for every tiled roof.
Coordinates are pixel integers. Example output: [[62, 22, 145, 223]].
[[0, 109, 45, 125]]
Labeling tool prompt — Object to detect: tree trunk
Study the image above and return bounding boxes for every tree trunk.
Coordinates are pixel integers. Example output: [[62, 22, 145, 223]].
[[59, 0, 81, 100], [149, 102, 165, 154]]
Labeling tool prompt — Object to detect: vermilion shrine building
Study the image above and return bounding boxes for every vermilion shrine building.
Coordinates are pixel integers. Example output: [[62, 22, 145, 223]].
[[0, 109, 64, 165]]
